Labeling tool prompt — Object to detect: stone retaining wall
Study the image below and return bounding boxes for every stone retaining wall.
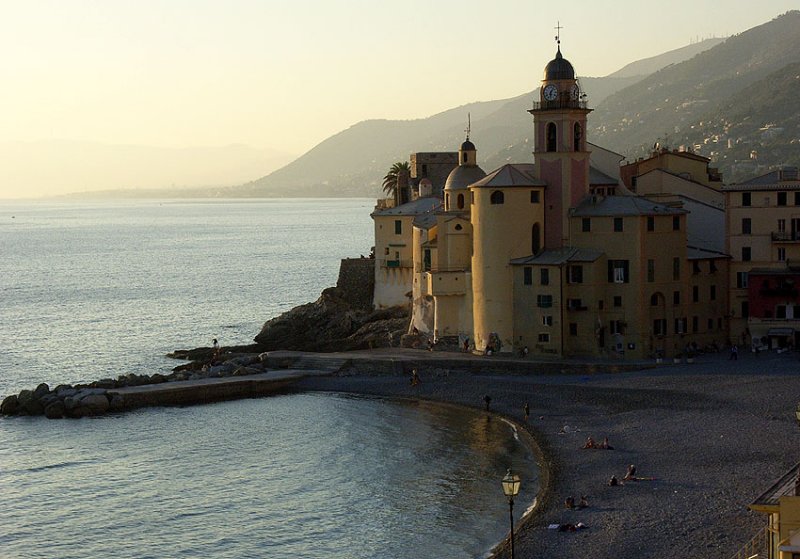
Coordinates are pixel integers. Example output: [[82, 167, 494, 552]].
[[336, 257, 375, 311]]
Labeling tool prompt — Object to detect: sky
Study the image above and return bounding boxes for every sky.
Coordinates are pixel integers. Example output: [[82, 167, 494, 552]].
[[0, 0, 797, 198]]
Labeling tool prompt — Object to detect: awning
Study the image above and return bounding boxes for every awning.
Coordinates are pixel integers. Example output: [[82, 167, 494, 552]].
[[767, 328, 795, 337]]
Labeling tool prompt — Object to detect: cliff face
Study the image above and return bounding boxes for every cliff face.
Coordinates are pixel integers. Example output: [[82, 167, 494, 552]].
[[254, 286, 408, 351]]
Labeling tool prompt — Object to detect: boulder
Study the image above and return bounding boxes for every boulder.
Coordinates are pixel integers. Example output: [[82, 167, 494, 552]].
[[108, 394, 126, 412], [80, 394, 110, 415], [44, 401, 66, 419], [33, 383, 50, 399], [1, 395, 19, 415], [17, 389, 44, 415]]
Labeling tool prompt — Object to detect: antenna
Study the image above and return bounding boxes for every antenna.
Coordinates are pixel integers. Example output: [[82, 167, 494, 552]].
[[554, 21, 563, 46], [465, 113, 471, 141]]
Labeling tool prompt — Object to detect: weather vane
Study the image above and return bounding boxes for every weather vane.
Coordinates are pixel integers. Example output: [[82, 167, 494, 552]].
[[554, 21, 563, 46], [465, 113, 471, 141]]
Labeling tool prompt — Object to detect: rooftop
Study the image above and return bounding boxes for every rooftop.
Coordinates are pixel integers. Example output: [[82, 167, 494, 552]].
[[572, 194, 686, 217]]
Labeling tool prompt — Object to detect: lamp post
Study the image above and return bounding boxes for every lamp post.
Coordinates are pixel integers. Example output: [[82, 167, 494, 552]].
[[501, 469, 521, 559]]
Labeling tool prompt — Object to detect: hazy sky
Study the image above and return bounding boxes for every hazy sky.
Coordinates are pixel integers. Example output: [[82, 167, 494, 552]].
[[1, 1, 797, 198]]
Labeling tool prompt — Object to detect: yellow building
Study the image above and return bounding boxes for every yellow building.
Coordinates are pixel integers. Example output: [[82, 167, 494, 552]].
[[372, 43, 730, 358], [746, 463, 800, 559]]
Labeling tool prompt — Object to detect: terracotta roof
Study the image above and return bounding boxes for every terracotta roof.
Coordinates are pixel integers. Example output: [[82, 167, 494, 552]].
[[371, 196, 441, 217], [572, 195, 686, 217], [471, 164, 546, 188], [511, 247, 603, 266]]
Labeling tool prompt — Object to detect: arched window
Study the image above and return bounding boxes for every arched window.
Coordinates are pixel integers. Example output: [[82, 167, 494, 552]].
[[650, 293, 659, 306], [532, 223, 541, 254], [462, 152, 468, 163], [546, 122, 557, 152], [445, 193, 450, 210], [457, 193, 464, 209], [574, 122, 582, 152], [490, 191, 504, 205]]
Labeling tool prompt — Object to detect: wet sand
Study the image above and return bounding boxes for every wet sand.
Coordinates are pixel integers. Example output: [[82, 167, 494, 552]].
[[293, 349, 800, 559]]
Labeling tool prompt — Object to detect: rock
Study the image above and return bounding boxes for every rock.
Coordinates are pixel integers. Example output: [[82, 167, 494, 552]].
[[108, 394, 125, 412], [1, 395, 19, 415], [150, 374, 167, 384], [80, 394, 110, 415], [91, 379, 117, 389], [33, 383, 50, 399], [44, 401, 66, 419], [17, 389, 44, 415]]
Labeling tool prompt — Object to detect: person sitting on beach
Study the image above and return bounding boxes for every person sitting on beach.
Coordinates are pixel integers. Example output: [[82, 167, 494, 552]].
[[599, 437, 613, 450], [582, 436, 596, 449], [564, 496, 575, 509], [410, 368, 420, 386], [609, 475, 620, 486], [523, 402, 530, 421], [624, 464, 637, 481], [578, 495, 589, 509]]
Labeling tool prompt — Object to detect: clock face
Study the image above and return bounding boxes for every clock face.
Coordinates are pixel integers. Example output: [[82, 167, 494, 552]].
[[570, 84, 580, 100], [543, 84, 558, 101]]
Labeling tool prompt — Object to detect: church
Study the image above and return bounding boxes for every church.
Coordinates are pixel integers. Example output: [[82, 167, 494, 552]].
[[371, 43, 729, 360]]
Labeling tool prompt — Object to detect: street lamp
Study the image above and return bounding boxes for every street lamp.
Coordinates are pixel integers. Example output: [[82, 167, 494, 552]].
[[501, 469, 521, 559]]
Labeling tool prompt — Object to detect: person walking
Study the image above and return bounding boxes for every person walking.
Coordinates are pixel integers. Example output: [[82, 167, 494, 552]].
[[523, 402, 530, 421]]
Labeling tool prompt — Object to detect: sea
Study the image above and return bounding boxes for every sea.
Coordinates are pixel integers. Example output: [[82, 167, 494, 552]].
[[0, 199, 539, 558]]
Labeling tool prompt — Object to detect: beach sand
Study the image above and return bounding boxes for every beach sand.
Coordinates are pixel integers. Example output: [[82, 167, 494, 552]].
[[294, 349, 800, 559]]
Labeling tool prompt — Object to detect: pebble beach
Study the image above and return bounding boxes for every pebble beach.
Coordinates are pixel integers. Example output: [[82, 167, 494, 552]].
[[294, 349, 800, 559]]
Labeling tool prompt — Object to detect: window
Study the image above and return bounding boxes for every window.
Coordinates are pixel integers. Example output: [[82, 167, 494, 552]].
[[776, 305, 787, 319], [647, 259, 655, 283], [692, 285, 699, 302], [582, 218, 591, 232], [457, 193, 465, 209], [598, 300, 604, 310], [490, 190, 504, 205], [692, 316, 699, 333], [421, 164, 428, 177], [538, 333, 550, 343], [613, 296, 622, 307], [710, 260, 717, 273], [462, 152, 468, 164], [673, 291, 681, 305], [742, 218, 751, 235], [795, 192, 800, 206], [540, 268, 549, 286], [569, 323, 578, 336], [532, 223, 541, 254], [454, 224, 463, 231], [394, 220, 402, 234], [542, 315, 553, 326], [608, 260, 630, 283], [778, 248, 786, 261], [445, 193, 450, 209], [778, 192, 787, 206], [568, 265, 583, 284], [708, 318, 714, 330], [537, 294, 553, 308], [384, 247, 390, 256], [674, 317, 687, 334], [471, 192, 474, 205], [650, 293, 660, 306], [574, 123, 582, 151], [710, 285, 717, 301], [673, 216, 680, 231], [523, 267, 532, 286], [530, 191, 540, 203], [609, 320, 624, 335], [736, 272, 748, 289], [742, 192, 751, 206], [742, 247, 751, 262], [546, 122, 557, 152], [614, 217, 623, 232], [741, 301, 749, 319], [647, 216, 654, 232], [567, 298, 585, 310], [673, 257, 680, 281], [692, 261, 701, 275], [653, 319, 667, 336]]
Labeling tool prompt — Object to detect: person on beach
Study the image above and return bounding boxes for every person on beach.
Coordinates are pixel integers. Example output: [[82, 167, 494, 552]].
[[600, 437, 613, 450], [410, 368, 420, 386], [484, 394, 492, 411], [578, 495, 589, 509], [624, 464, 637, 481], [463, 338, 470, 352], [729, 344, 738, 360], [565, 496, 575, 509], [524, 402, 530, 421], [582, 436, 596, 449], [609, 475, 621, 486]]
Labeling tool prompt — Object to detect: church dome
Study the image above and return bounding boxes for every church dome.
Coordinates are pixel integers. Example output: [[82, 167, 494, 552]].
[[444, 165, 486, 191], [543, 48, 575, 81], [460, 139, 476, 151]]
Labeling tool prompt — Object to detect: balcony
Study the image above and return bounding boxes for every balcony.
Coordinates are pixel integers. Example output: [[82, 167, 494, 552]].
[[380, 259, 413, 269], [530, 99, 588, 111], [771, 231, 800, 242], [426, 270, 467, 296]]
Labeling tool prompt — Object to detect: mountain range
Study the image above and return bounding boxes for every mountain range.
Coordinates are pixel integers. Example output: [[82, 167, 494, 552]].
[[242, 10, 800, 197]]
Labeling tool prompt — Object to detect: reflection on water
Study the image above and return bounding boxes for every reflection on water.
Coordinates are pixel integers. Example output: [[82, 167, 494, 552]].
[[0, 393, 538, 559]]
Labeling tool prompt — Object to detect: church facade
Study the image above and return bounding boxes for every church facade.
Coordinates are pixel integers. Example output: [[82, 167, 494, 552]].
[[372, 46, 730, 360]]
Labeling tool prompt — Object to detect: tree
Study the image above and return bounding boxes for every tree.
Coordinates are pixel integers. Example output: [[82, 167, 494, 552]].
[[382, 161, 411, 198]]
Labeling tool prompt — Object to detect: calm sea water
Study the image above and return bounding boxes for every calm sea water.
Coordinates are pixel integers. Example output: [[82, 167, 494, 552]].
[[0, 199, 538, 558]]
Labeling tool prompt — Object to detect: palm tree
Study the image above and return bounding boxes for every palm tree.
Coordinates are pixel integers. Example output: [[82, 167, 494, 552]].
[[382, 161, 411, 199]]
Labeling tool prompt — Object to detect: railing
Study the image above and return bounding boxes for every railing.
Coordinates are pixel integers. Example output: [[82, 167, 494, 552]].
[[771, 231, 800, 242], [728, 526, 769, 559], [531, 99, 588, 111], [380, 259, 413, 269]]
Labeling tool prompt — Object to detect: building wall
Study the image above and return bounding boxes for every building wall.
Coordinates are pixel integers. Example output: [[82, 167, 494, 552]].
[[336, 258, 375, 311], [513, 265, 563, 356], [471, 186, 545, 352], [410, 152, 458, 193], [373, 214, 415, 308]]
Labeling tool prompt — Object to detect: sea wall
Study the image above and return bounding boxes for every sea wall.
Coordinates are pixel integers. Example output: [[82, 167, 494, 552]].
[[336, 257, 375, 311]]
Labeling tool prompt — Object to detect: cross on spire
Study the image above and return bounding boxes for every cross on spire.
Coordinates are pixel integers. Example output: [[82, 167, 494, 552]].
[[465, 113, 471, 141], [554, 21, 563, 46]]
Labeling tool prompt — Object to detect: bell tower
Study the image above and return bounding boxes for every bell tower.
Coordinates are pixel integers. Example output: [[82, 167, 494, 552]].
[[529, 29, 592, 249]]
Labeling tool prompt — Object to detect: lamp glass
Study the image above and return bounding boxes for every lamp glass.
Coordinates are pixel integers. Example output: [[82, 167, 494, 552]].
[[501, 470, 521, 497]]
